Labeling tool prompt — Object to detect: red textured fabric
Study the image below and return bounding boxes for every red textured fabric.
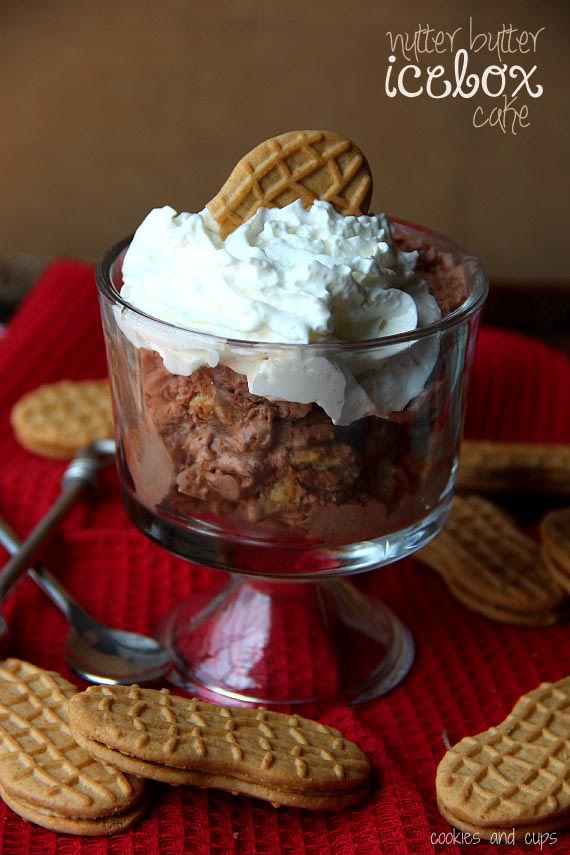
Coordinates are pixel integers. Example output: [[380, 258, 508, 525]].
[[0, 261, 569, 854]]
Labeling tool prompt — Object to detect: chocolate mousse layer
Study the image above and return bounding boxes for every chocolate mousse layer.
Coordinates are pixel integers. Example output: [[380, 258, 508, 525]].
[[134, 345, 453, 544], [143, 352, 363, 523]]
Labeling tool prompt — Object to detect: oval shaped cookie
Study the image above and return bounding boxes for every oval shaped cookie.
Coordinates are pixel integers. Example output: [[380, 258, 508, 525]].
[[10, 379, 113, 459], [418, 495, 565, 617], [0, 659, 145, 820], [207, 130, 373, 238], [437, 677, 570, 830], [69, 685, 371, 810]]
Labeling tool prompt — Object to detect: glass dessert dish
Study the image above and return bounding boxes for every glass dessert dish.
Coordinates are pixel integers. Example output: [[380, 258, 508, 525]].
[[97, 221, 488, 706]]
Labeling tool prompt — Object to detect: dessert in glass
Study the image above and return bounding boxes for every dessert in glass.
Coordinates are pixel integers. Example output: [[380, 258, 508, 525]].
[[97, 142, 487, 706]]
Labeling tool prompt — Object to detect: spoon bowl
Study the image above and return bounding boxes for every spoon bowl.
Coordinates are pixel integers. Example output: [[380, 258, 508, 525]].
[[65, 623, 171, 685], [0, 516, 172, 686]]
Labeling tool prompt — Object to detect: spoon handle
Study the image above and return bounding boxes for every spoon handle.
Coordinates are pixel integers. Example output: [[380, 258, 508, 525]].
[[0, 440, 114, 604], [0, 515, 80, 621]]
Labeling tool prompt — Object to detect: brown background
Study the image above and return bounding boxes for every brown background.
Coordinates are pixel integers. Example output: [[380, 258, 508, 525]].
[[0, 0, 567, 280]]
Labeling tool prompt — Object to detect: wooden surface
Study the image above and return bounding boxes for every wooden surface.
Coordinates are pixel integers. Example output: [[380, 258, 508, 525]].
[[0, 0, 567, 280]]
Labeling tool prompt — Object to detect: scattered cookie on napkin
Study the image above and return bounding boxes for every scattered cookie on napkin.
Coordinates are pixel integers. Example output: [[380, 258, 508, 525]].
[[437, 677, 570, 841], [69, 684, 371, 810], [0, 659, 147, 835], [10, 379, 113, 459], [417, 495, 567, 625]]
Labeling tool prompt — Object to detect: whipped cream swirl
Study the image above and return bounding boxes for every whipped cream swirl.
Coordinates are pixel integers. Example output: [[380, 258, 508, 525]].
[[118, 201, 441, 424]]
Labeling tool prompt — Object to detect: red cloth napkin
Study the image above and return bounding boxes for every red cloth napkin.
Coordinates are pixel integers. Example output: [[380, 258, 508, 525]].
[[0, 261, 569, 855]]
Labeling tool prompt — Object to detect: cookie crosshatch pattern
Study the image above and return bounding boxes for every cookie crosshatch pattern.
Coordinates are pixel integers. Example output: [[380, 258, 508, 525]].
[[207, 130, 373, 237], [417, 495, 566, 625], [0, 660, 145, 834], [68, 685, 371, 810], [437, 678, 570, 840]]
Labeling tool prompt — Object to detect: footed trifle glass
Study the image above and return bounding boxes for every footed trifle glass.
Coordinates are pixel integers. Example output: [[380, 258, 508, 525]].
[[97, 222, 488, 706]]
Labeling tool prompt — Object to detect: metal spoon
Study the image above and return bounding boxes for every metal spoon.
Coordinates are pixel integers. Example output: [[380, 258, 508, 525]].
[[0, 444, 171, 684], [0, 439, 117, 591], [0, 516, 171, 684]]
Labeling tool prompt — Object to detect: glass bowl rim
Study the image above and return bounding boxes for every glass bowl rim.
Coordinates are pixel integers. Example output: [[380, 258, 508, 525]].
[[96, 217, 489, 353]]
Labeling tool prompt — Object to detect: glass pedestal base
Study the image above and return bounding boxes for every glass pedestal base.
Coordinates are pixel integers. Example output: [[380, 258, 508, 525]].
[[160, 574, 414, 707]]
